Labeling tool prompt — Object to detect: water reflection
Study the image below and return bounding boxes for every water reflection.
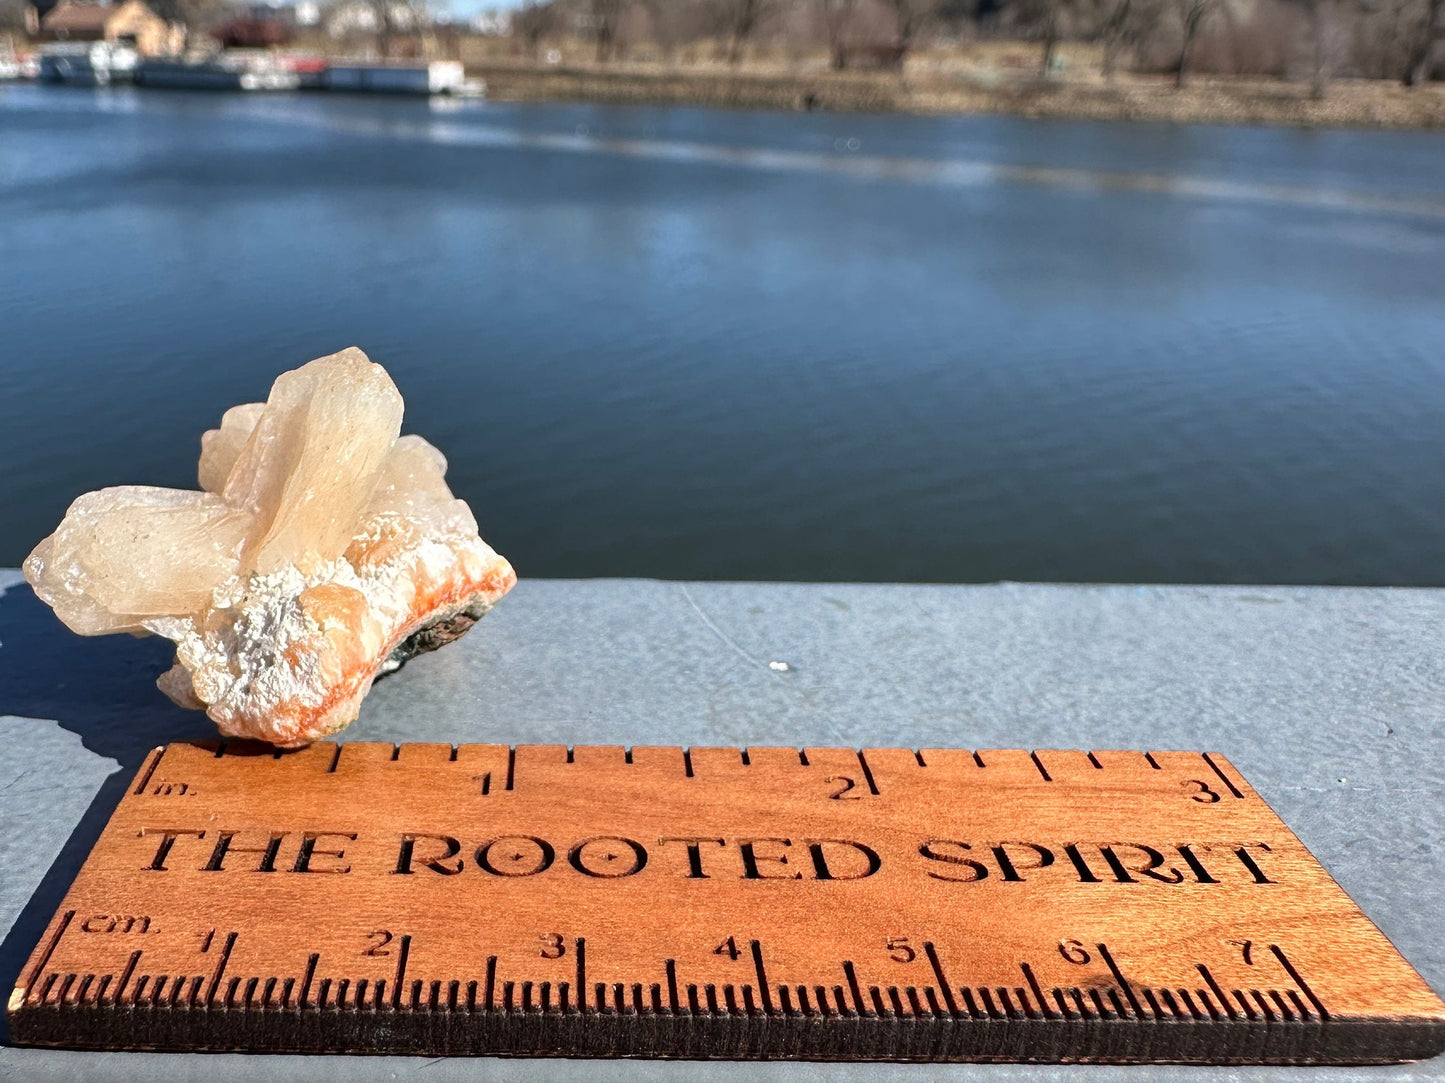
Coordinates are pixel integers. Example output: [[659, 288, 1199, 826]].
[[238, 96, 1445, 219], [2, 87, 1444, 585]]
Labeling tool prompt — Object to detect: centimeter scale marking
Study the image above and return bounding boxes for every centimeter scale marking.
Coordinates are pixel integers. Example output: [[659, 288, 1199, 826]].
[[9, 742, 1444, 1064]]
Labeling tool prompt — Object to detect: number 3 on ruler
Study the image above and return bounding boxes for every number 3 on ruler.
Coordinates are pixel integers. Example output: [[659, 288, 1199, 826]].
[[1184, 779, 1221, 803]]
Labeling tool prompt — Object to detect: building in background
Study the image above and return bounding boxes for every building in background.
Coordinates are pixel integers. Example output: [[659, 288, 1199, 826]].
[[28, 0, 182, 55], [211, 3, 296, 48]]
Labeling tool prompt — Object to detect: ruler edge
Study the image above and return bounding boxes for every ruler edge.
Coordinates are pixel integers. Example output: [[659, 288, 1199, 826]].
[[1199, 749, 1445, 1033], [8, 742, 1445, 1061]]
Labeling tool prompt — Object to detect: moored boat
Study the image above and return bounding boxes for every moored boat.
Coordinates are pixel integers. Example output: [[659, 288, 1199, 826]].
[[37, 41, 137, 86], [134, 53, 300, 91], [322, 60, 464, 95]]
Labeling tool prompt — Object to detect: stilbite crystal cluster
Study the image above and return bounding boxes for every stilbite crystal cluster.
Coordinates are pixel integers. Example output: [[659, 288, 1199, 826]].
[[24, 348, 516, 747]]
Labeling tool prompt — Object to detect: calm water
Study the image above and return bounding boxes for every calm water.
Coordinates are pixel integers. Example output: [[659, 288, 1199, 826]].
[[3, 85, 1445, 584]]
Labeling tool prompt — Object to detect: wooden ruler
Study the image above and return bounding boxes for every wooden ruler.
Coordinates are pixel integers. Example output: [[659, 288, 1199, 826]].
[[9, 742, 1443, 1064]]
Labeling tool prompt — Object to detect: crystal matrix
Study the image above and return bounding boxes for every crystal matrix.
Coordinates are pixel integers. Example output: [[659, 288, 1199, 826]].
[[24, 348, 516, 747]]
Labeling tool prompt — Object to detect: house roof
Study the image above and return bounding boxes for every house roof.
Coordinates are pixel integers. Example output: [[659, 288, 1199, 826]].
[[41, 2, 125, 33]]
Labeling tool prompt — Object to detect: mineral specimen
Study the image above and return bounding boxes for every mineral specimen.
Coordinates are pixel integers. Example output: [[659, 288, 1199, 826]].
[[24, 348, 516, 747]]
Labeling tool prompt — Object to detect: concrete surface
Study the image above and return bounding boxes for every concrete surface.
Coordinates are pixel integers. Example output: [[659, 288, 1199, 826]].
[[0, 569, 1441, 1081]]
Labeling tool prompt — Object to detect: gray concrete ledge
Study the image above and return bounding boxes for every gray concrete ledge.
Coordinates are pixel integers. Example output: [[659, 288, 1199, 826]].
[[0, 569, 1441, 1081]]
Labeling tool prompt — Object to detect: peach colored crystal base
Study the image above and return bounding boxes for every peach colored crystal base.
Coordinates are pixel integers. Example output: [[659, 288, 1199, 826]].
[[24, 348, 515, 746]]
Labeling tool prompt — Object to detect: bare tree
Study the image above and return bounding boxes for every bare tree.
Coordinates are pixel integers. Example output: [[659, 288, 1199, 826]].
[[1096, 0, 1133, 74], [513, 0, 558, 58], [1013, 0, 1070, 74], [1093, 0, 1161, 74], [354, 0, 436, 59], [712, 0, 780, 64], [1039, 0, 1062, 72], [592, 0, 625, 62], [934, 0, 980, 35], [819, 0, 857, 68], [881, 0, 933, 64], [1400, 0, 1444, 82], [1171, 0, 1222, 85], [1278, 0, 1332, 97], [635, 0, 682, 59]]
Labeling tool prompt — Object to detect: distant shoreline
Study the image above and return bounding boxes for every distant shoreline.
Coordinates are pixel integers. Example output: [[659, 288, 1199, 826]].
[[468, 61, 1445, 131]]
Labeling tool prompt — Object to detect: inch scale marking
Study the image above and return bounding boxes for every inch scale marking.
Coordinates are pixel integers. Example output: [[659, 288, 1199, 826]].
[[9, 742, 1444, 1063]]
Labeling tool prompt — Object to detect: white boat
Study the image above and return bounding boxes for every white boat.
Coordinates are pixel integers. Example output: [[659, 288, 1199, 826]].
[[37, 41, 137, 86]]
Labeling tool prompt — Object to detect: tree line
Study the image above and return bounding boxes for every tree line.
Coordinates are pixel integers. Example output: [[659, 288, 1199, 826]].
[[0, 0, 1435, 89], [509, 0, 1443, 89]]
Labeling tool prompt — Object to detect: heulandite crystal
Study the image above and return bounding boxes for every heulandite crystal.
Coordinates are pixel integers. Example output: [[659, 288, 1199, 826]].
[[23, 348, 516, 747]]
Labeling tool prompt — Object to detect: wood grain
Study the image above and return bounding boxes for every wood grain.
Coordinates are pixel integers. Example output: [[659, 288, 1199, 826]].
[[8, 742, 1443, 1063]]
